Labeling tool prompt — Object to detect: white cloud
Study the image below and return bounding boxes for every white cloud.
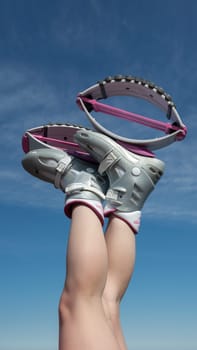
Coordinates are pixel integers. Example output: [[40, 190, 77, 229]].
[[0, 64, 61, 115], [0, 63, 84, 155]]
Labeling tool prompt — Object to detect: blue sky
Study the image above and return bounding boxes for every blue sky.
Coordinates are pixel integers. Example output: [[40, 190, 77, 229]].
[[0, 0, 196, 349]]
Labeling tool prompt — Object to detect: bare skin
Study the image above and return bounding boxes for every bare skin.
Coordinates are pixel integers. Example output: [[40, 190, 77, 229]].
[[58, 206, 136, 350], [103, 217, 136, 350]]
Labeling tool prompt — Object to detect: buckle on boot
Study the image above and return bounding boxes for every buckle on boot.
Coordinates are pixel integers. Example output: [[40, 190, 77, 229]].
[[54, 156, 72, 188], [98, 151, 120, 174]]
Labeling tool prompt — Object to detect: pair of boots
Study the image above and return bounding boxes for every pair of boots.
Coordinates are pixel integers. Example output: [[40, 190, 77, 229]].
[[22, 130, 164, 233]]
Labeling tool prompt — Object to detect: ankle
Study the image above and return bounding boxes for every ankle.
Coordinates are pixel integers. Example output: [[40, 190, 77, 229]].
[[63, 168, 107, 224]]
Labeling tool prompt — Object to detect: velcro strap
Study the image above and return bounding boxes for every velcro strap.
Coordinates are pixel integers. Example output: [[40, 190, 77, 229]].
[[65, 182, 105, 200], [54, 156, 71, 188], [98, 151, 119, 174]]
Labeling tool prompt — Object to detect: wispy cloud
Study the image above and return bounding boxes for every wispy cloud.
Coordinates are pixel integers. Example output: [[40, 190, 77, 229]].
[[0, 63, 84, 151], [0, 63, 81, 210]]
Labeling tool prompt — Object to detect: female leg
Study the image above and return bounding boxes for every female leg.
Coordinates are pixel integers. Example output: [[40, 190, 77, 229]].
[[58, 206, 121, 350], [22, 130, 164, 350], [22, 148, 121, 350], [102, 217, 136, 350], [75, 129, 165, 350]]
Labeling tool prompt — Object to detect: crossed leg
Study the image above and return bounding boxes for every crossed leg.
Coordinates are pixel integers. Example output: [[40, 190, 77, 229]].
[[22, 130, 162, 350], [58, 206, 135, 350]]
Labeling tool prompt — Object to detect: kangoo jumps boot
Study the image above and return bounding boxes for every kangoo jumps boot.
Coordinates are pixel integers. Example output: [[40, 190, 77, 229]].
[[22, 148, 108, 224], [75, 130, 165, 233]]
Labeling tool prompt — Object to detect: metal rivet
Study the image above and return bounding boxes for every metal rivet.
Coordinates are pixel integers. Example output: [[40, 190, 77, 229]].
[[132, 167, 141, 176]]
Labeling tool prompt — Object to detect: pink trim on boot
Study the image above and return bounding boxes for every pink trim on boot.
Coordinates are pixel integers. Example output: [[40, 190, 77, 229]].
[[64, 198, 104, 225]]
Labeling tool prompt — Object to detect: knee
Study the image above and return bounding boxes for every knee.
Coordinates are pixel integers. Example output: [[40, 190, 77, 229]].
[[102, 293, 120, 325], [58, 288, 74, 323], [58, 282, 94, 323]]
